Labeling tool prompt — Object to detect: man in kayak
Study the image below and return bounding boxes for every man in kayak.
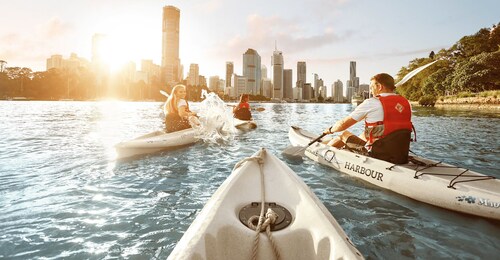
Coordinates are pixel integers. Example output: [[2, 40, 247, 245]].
[[233, 94, 252, 120], [323, 73, 414, 164], [164, 84, 198, 133]]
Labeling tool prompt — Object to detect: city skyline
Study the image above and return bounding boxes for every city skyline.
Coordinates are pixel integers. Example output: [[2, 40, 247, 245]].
[[1, 0, 499, 86]]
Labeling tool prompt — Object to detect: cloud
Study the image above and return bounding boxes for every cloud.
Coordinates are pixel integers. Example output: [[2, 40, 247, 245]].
[[211, 14, 348, 61], [307, 46, 446, 65], [0, 17, 73, 68], [194, 0, 224, 13], [36, 17, 72, 38]]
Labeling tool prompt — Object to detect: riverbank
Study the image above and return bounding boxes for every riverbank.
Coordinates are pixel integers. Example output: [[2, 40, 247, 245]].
[[412, 96, 500, 110]]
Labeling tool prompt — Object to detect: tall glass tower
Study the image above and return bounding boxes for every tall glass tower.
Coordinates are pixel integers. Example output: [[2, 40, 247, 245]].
[[271, 46, 283, 99], [162, 6, 181, 86], [226, 62, 234, 88], [243, 48, 261, 95]]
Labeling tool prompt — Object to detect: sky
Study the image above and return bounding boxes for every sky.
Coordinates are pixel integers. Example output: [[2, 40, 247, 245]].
[[1, 0, 499, 86]]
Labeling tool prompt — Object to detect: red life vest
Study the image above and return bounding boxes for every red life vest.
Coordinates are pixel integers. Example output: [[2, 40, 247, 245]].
[[237, 102, 250, 109], [365, 95, 414, 144]]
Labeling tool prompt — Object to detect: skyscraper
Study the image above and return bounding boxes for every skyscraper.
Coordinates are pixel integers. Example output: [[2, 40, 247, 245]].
[[187, 64, 199, 86], [349, 61, 359, 93], [243, 48, 261, 95], [283, 69, 293, 100], [271, 46, 283, 99], [226, 62, 233, 88], [261, 65, 268, 79], [297, 61, 307, 99], [333, 80, 344, 103], [162, 6, 181, 86]]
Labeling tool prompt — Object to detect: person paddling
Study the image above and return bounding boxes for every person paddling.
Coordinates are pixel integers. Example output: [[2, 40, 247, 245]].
[[164, 84, 198, 133], [323, 73, 414, 164], [233, 94, 252, 120]]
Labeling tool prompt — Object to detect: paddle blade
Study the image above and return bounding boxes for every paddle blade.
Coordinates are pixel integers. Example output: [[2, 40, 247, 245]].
[[395, 60, 438, 87], [255, 107, 265, 112], [282, 145, 307, 158]]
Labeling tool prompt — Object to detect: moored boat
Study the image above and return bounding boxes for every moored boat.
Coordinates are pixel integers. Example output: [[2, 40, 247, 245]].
[[115, 128, 198, 159], [288, 126, 500, 221], [233, 118, 257, 130], [168, 148, 363, 260]]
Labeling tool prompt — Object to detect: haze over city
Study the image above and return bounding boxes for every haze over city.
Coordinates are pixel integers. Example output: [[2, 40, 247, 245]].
[[1, 0, 499, 85]]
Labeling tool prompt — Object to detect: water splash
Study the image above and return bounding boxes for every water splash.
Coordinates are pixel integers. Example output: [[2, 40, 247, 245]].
[[190, 90, 236, 143]]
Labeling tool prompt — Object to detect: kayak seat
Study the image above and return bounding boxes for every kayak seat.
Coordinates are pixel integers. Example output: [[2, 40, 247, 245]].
[[369, 129, 412, 164]]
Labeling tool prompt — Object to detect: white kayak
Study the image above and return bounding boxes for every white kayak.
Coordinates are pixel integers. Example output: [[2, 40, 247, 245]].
[[233, 118, 257, 130], [168, 148, 363, 260], [288, 126, 500, 221], [115, 128, 198, 159]]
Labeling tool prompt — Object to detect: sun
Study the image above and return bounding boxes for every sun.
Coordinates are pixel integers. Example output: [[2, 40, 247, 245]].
[[95, 34, 136, 72]]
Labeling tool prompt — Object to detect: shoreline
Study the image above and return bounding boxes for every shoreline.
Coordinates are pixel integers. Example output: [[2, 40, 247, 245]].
[[412, 96, 499, 110]]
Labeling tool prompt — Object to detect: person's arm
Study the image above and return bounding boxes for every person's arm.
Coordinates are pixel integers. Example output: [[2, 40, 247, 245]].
[[324, 116, 358, 134], [178, 100, 196, 119]]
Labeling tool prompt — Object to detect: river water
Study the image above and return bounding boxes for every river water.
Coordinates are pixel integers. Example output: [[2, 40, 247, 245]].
[[0, 101, 499, 259]]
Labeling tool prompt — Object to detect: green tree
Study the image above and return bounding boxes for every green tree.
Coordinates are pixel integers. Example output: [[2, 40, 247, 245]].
[[450, 50, 500, 92]]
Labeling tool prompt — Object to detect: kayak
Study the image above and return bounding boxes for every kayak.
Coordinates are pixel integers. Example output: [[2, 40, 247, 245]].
[[288, 126, 500, 221], [115, 128, 197, 159], [233, 118, 257, 130], [168, 148, 363, 260]]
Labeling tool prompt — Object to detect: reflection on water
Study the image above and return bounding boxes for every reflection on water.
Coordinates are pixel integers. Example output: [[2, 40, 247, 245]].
[[0, 101, 498, 259]]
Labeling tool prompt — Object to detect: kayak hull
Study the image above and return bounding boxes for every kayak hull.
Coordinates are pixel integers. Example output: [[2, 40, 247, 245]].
[[289, 126, 500, 221], [168, 148, 363, 260], [115, 128, 198, 159], [233, 118, 257, 130]]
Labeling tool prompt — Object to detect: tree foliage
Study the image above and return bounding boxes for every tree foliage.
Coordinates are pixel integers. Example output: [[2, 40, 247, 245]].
[[397, 22, 500, 100]]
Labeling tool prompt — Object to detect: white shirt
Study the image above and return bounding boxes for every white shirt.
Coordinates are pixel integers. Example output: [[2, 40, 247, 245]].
[[177, 99, 187, 109], [349, 93, 398, 123]]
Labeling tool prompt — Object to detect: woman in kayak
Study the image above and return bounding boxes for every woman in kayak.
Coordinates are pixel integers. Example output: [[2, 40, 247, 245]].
[[164, 84, 198, 133], [233, 94, 252, 120]]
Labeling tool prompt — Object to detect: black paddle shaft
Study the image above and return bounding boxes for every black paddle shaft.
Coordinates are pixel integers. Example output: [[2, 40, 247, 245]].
[[308, 133, 328, 146]]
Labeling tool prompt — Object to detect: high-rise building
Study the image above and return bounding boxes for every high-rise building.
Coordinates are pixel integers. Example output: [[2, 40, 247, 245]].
[[209, 76, 220, 92], [243, 49, 261, 95], [187, 64, 199, 86], [162, 6, 181, 86], [261, 65, 268, 79], [283, 69, 293, 100], [231, 74, 247, 98], [271, 47, 283, 99], [225, 62, 233, 88], [313, 73, 320, 99], [46, 55, 64, 70], [303, 83, 312, 100], [349, 61, 359, 93], [297, 61, 307, 99], [261, 78, 273, 98], [333, 80, 344, 103]]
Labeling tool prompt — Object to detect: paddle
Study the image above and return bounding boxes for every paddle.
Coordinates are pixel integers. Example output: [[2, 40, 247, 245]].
[[160, 90, 169, 98], [282, 132, 328, 158], [227, 104, 265, 112], [395, 60, 438, 87]]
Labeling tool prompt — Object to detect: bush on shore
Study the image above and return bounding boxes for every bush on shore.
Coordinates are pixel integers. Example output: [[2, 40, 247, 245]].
[[418, 95, 436, 107]]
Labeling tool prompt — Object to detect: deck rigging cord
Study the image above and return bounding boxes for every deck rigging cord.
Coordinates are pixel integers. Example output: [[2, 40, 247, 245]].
[[233, 148, 281, 260], [404, 151, 496, 188]]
